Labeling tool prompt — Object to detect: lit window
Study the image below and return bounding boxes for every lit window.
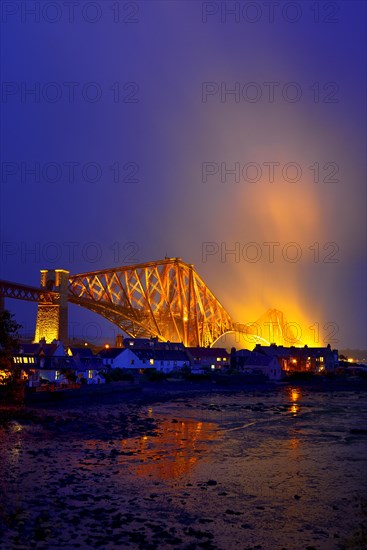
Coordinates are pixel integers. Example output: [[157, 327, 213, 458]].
[[216, 357, 221, 361], [149, 359, 154, 365], [88, 370, 93, 379], [55, 371, 60, 380], [23, 357, 28, 363]]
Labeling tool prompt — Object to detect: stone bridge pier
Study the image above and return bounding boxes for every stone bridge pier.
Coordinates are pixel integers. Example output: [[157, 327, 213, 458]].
[[34, 269, 69, 343]]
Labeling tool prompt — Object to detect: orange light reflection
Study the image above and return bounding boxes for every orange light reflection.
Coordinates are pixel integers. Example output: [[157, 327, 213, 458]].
[[120, 418, 216, 480], [288, 387, 301, 416]]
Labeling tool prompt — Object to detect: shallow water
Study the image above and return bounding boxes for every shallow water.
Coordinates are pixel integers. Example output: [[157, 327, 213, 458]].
[[0, 387, 366, 549]]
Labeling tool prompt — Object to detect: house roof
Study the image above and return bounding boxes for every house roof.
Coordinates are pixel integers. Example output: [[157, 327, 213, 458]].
[[243, 352, 278, 367], [124, 338, 155, 348], [187, 347, 229, 358], [99, 348, 124, 359], [254, 344, 335, 359], [18, 343, 65, 357], [69, 347, 95, 357], [129, 349, 190, 362], [18, 344, 39, 354], [235, 349, 253, 358], [124, 338, 185, 351]]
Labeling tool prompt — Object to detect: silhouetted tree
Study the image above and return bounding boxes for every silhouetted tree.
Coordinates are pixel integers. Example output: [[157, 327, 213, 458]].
[[0, 309, 22, 382]]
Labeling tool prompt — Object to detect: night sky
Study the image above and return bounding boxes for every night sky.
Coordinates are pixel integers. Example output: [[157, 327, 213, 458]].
[[1, 1, 366, 349]]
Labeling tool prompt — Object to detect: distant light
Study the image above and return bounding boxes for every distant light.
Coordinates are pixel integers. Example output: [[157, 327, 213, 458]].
[[211, 364, 215, 369], [84, 342, 88, 346], [292, 358, 297, 364], [105, 344, 110, 349], [347, 358, 354, 363]]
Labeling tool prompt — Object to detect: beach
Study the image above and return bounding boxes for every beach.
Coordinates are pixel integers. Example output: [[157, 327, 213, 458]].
[[0, 382, 366, 550]]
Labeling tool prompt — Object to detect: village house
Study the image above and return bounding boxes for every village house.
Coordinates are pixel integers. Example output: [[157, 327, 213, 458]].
[[13, 341, 71, 386], [67, 347, 105, 384], [11, 341, 106, 386], [186, 347, 230, 370], [253, 343, 338, 373], [98, 347, 125, 368], [100, 347, 191, 373], [234, 349, 283, 380], [123, 337, 186, 351]]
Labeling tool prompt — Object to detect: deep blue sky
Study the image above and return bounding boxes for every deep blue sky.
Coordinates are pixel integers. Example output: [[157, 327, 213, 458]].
[[1, 0, 366, 348]]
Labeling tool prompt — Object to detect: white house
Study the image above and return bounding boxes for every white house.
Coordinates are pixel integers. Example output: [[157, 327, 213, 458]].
[[99, 347, 125, 368], [108, 348, 191, 373]]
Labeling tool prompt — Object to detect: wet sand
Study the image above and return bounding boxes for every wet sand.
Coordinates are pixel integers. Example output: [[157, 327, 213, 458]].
[[0, 383, 366, 549]]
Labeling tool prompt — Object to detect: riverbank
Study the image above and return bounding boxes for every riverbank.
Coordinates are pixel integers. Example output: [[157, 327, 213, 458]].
[[1, 376, 366, 425], [1, 373, 366, 410], [1, 382, 366, 550]]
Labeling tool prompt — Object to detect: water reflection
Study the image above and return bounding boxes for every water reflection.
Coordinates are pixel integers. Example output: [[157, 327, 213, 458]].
[[120, 418, 217, 480], [288, 387, 301, 417], [288, 435, 301, 450]]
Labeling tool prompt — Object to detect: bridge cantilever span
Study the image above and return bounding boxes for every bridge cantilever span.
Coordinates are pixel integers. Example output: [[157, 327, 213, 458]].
[[68, 258, 234, 347], [0, 258, 301, 347]]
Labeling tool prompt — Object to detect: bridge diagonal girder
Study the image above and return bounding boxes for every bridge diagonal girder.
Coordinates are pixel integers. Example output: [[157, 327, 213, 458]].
[[1, 262, 303, 347], [67, 259, 234, 347]]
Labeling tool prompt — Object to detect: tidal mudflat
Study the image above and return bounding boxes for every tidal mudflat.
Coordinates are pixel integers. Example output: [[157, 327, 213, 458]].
[[0, 385, 366, 550]]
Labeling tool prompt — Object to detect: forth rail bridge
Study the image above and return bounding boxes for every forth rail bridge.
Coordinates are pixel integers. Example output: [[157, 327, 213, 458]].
[[0, 257, 298, 347]]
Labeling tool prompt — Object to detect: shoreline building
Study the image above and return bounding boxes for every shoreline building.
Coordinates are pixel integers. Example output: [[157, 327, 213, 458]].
[[253, 343, 338, 373]]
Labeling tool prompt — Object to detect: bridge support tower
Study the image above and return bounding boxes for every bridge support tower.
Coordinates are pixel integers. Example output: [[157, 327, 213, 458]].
[[34, 269, 69, 343]]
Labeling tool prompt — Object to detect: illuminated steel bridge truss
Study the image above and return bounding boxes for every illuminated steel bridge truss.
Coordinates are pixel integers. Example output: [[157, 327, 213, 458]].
[[0, 258, 302, 347], [0, 280, 59, 305], [68, 258, 233, 347]]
